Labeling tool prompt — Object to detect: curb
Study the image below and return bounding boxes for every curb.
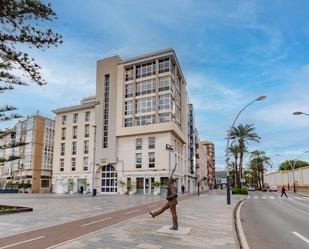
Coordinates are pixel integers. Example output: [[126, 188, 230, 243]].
[[233, 197, 249, 249]]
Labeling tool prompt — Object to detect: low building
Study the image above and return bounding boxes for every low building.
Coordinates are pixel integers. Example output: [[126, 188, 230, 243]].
[[52, 97, 97, 194]]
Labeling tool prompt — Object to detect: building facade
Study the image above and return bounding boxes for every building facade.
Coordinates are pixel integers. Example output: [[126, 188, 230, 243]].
[[52, 97, 96, 194], [202, 141, 216, 189], [0, 114, 55, 193]]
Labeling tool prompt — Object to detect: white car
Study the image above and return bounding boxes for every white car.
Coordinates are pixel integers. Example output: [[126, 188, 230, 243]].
[[269, 187, 278, 192], [248, 186, 255, 191]]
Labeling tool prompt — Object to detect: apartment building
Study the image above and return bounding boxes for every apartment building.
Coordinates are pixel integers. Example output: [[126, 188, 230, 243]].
[[0, 129, 16, 186], [52, 97, 96, 194], [202, 141, 216, 189], [0, 114, 55, 193], [195, 137, 208, 191]]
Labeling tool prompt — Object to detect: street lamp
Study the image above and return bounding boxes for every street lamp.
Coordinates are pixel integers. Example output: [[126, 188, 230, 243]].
[[166, 144, 174, 176], [225, 95, 267, 205], [293, 111, 309, 117]]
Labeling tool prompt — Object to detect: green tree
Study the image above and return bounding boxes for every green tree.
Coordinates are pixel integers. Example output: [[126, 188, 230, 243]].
[[0, 0, 62, 163], [279, 160, 309, 171], [229, 124, 261, 188]]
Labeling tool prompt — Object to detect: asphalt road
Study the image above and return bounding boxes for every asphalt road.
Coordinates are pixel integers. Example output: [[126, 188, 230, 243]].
[[240, 191, 309, 249]]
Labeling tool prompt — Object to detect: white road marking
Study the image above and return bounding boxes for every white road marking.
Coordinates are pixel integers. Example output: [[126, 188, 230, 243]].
[[294, 196, 303, 200], [292, 232, 309, 244], [246, 196, 251, 199], [125, 209, 141, 215], [261, 196, 267, 199], [81, 217, 112, 227], [269, 196, 275, 199], [0, 236, 45, 249], [254, 196, 258, 199]]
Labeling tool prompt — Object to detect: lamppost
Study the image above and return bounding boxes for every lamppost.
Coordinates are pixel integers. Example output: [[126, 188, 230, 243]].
[[92, 125, 97, 196], [225, 95, 267, 205], [166, 144, 174, 176], [293, 111, 309, 117]]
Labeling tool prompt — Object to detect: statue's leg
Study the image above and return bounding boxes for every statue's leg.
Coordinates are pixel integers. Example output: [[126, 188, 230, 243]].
[[149, 201, 169, 218], [169, 203, 178, 230]]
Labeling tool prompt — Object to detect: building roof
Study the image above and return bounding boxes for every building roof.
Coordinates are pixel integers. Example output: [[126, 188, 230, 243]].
[[52, 96, 98, 114]]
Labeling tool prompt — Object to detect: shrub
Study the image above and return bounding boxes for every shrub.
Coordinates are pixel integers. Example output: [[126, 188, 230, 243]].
[[151, 181, 160, 188], [262, 188, 267, 192], [232, 187, 248, 195]]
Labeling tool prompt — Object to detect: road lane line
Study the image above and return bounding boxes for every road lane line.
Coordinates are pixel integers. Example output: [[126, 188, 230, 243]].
[[125, 209, 141, 215], [0, 236, 45, 249], [81, 217, 112, 227], [292, 232, 309, 244]]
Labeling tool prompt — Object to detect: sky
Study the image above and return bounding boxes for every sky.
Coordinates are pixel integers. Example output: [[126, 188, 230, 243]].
[[1, 0, 309, 171]]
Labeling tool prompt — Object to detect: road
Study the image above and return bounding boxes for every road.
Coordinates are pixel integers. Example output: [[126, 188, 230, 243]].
[[0, 194, 193, 249], [240, 191, 309, 249]]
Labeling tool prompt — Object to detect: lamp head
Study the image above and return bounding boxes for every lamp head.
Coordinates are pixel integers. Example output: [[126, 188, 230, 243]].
[[293, 112, 303, 115], [256, 96, 267, 101]]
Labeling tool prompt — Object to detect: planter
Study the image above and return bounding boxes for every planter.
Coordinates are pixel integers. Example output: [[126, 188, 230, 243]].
[[0, 205, 33, 215]]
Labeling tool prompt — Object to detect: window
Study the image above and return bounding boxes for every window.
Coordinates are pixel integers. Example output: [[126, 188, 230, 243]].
[[136, 62, 156, 78], [135, 115, 156, 126], [85, 124, 90, 138], [84, 140, 89, 154], [135, 97, 156, 113], [83, 157, 88, 171], [61, 128, 66, 140], [124, 118, 132, 127], [158, 94, 170, 110], [72, 126, 78, 139], [103, 74, 110, 148], [124, 101, 133, 115], [148, 137, 155, 149], [136, 79, 155, 96], [60, 143, 65, 156], [159, 76, 170, 91], [125, 67, 133, 81], [159, 113, 170, 123], [41, 180, 50, 188], [73, 113, 78, 123], [72, 141, 77, 155], [60, 158, 64, 172], [125, 83, 134, 98], [136, 153, 142, 168], [85, 111, 90, 122], [62, 115, 67, 125], [136, 138, 142, 150], [149, 152, 155, 168], [71, 158, 76, 171], [159, 58, 170, 73]]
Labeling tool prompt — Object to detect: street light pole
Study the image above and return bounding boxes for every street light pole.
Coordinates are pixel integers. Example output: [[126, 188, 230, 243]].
[[225, 95, 266, 205], [92, 125, 97, 196], [166, 144, 174, 176]]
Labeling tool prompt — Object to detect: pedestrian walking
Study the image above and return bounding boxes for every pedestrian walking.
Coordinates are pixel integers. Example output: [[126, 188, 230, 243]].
[[80, 185, 84, 194], [281, 185, 288, 198], [181, 184, 185, 194]]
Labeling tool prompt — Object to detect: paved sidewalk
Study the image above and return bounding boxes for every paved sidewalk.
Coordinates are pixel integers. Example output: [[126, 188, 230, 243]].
[[56, 192, 242, 249]]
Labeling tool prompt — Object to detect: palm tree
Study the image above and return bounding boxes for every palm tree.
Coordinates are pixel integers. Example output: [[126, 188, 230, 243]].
[[249, 150, 272, 189], [229, 124, 261, 188]]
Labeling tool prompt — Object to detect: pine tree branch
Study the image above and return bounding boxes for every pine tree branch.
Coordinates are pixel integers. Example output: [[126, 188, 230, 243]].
[[0, 141, 27, 150]]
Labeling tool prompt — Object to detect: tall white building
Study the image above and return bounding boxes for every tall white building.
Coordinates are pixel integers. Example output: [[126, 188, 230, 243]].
[[52, 97, 96, 194]]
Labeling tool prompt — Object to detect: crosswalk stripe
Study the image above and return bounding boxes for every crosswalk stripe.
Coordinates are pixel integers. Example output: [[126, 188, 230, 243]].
[[261, 196, 267, 199]]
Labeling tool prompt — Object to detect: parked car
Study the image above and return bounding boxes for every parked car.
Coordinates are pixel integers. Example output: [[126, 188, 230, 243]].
[[248, 186, 255, 191], [269, 186, 278, 192]]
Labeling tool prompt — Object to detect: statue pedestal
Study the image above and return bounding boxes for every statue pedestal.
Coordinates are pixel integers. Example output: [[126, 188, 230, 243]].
[[157, 225, 192, 235]]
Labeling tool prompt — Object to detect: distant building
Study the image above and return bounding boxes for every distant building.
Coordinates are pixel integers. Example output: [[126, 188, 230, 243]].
[[0, 114, 55, 193], [195, 135, 208, 191], [202, 141, 216, 189], [52, 97, 96, 194]]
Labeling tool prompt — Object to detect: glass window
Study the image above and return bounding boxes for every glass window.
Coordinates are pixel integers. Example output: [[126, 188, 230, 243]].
[[73, 113, 78, 123], [158, 94, 170, 110], [83, 157, 88, 171], [159, 113, 170, 123], [159, 58, 170, 73], [136, 153, 142, 168], [148, 137, 155, 149], [61, 128, 66, 140], [135, 115, 156, 126], [71, 158, 76, 171], [136, 79, 155, 96], [85, 124, 90, 138], [149, 152, 155, 168], [85, 111, 90, 122], [159, 76, 170, 91], [60, 143, 65, 156], [124, 101, 133, 115], [84, 140, 89, 154], [135, 97, 156, 114], [72, 126, 78, 139], [72, 141, 77, 155], [124, 118, 132, 127], [125, 67, 134, 81], [136, 138, 142, 150], [62, 115, 67, 125], [125, 83, 134, 98], [60, 158, 64, 172]]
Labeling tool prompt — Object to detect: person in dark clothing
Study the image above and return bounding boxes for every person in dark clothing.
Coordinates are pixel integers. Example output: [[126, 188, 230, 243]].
[[281, 185, 288, 198], [80, 185, 84, 194], [181, 184, 185, 194], [149, 177, 178, 230]]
